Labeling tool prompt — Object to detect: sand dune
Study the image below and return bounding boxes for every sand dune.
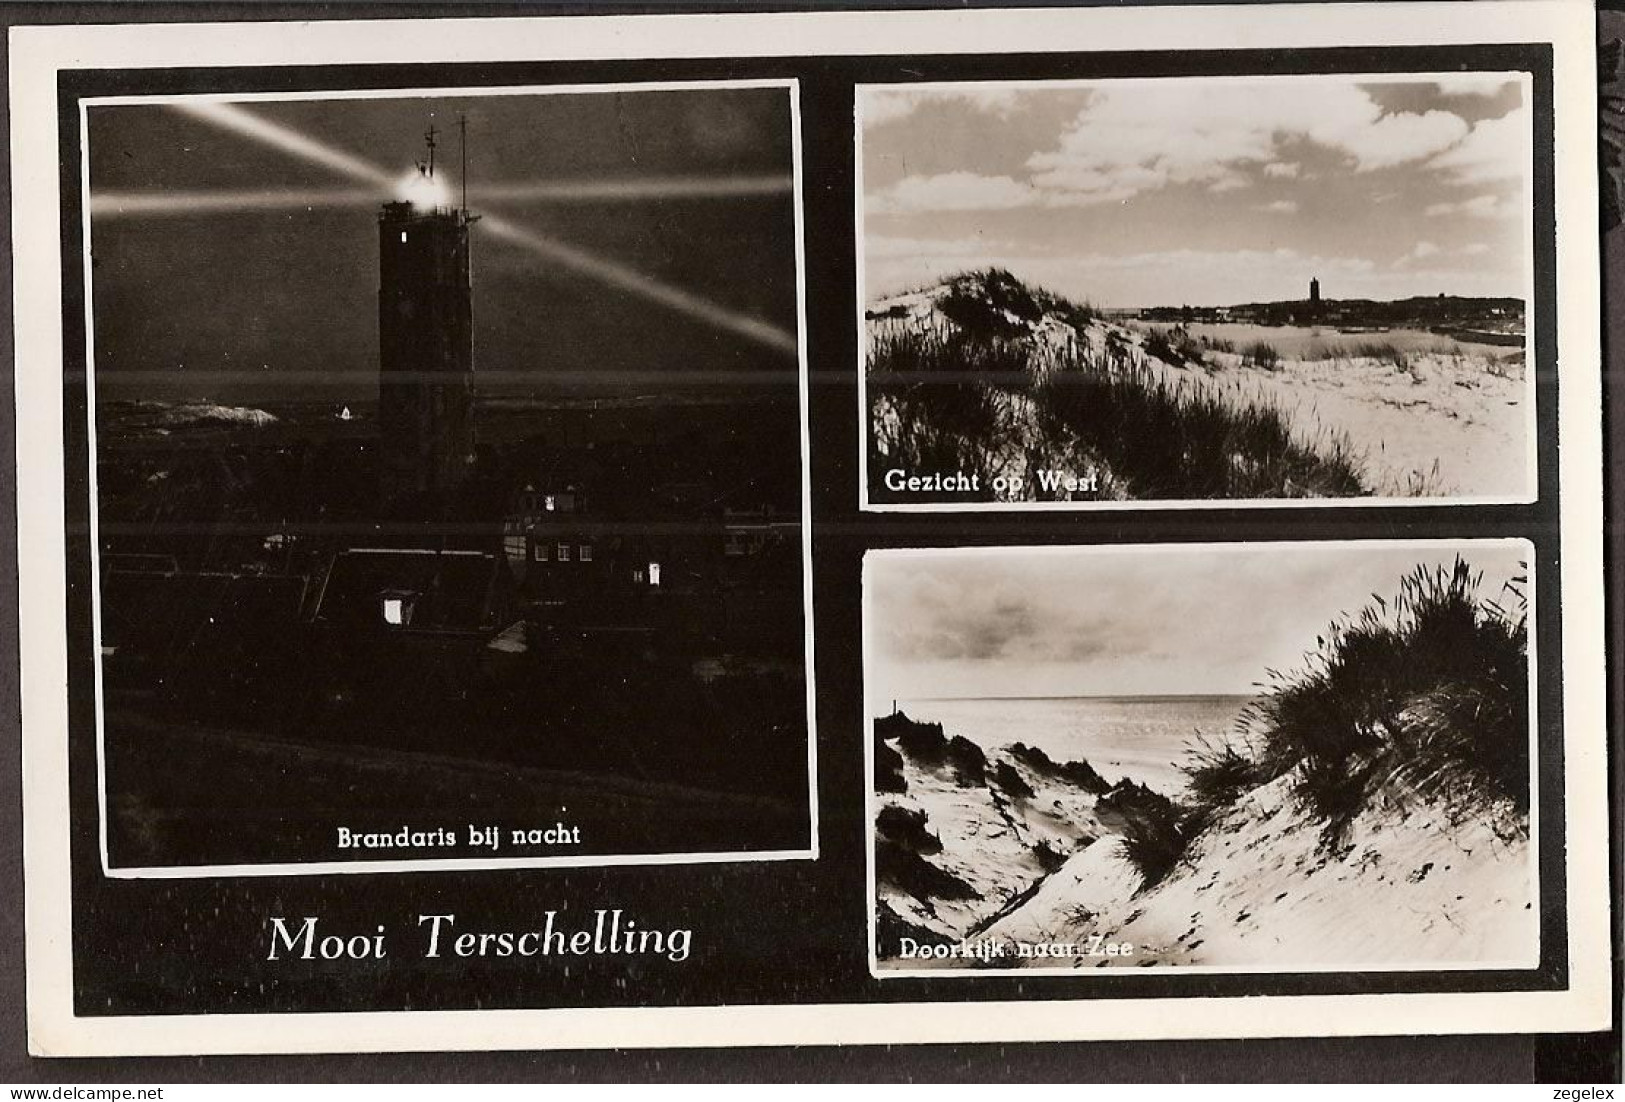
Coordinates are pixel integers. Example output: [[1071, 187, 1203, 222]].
[[876, 714, 1534, 971], [982, 770, 1534, 969]]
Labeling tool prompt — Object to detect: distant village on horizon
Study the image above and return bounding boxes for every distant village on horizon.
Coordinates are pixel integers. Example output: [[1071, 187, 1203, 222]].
[[1124, 275, 1525, 346]]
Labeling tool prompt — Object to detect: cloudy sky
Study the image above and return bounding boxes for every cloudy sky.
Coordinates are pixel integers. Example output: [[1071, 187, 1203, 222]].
[[865, 542, 1528, 704], [87, 86, 798, 401], [861, 74, 1530, 308]]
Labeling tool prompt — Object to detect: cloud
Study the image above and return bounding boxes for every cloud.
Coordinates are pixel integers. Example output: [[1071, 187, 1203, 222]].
[[1393, 240, 1445, 269], [865, 233, 1004, 258], [868, 171, 1039, 214], [873, 567, 1127, 665], [862, 86, 1023, 128], [863, 79, 1527, 215], [1022, 81, 1471, 206], [1424, 194, 1509, 218], [901, 595, 1038, 662], [1341, 109, 1472, 169], [1429, 112, 1528, 184], [865, 545, 1531, 702], [1431, 74, 1520, 99], [1260, 199, 1299, 214]]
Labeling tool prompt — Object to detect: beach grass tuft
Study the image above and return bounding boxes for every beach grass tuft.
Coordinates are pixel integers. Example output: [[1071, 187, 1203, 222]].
[[1096, 780, 1190, 889], [1140, 555, 1531, 885], [1225, 556, 1529, 842]]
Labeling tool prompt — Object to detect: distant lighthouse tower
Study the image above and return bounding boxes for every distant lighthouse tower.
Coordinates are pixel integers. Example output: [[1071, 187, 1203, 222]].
[[1309, 276, 1322, 307], [377, 121, 479, 509]]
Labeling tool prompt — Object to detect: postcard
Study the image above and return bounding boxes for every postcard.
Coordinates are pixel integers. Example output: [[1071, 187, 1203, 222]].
[[12, 1, 1609, 1057]]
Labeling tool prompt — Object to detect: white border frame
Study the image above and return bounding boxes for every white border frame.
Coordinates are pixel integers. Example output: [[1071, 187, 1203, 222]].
[[74, 77, 821, 880], [862, 538, 1542, 978], [14, 1, 1610, 1057], [854, 71, 1541, 513]]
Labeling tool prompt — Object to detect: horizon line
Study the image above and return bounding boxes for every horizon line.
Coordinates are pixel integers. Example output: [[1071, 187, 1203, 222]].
[[880, 691, 1259, 704]]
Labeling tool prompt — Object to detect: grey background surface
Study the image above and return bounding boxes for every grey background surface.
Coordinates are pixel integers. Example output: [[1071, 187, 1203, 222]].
[[0, 0, 1615, 1083]]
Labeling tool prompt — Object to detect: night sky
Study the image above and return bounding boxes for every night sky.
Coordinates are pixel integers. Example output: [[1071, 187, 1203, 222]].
[[86, 86, 800, 402]]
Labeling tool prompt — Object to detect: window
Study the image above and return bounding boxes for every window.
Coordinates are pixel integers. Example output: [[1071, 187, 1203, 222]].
[[400, 231, 408, 244], [544, 495, 556, 512], [633, 569, 645, 584], [557, 543, 571, 563], [579, 544, 593, 562], [382, 596, 414, 626], [648, 561, 661, 587], [533, 542, 549, 562]]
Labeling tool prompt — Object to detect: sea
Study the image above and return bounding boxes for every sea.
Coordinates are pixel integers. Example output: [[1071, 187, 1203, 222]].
[[896, 694, 1255, 796]]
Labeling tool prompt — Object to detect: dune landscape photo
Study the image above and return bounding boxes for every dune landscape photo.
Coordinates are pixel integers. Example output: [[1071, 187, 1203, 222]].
[[859, 74, 1536, 505], [866, 543, 1536, 973]]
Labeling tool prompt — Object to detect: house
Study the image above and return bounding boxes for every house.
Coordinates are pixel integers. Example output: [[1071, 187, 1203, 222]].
[[312, 548, 508, 634], [305, 548, 515, 725]]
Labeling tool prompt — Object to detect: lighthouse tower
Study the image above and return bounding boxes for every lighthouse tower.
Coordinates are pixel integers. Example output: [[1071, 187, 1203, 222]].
[[1309, 276, 1322, 306], [378, 124, 478, 509]]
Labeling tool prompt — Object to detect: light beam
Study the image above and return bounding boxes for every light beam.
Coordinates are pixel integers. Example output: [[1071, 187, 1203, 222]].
[[173, 101, 390, 186], [480, 218, 799, 356], [144, 100, 797, 356], [90, 175, 793, 218], [90, 175, 791, 219], [473, 176, 792, 202], [90, 187, 383, 216]]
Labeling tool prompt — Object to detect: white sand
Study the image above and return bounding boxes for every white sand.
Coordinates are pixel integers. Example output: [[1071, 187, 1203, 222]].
[[880, 720, 1535, 971], [1136, 342, 1532, 498], [982, 771, 1536, 970]]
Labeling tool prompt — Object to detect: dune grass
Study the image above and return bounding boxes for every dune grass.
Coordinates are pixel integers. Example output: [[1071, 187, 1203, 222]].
[[1109, 556, 1530, 889], [867, 326, 1034, 501], [1143, 326, 1207, 369], [1256, 558, 1527, 830], [868, 319, 1367, 501], [1096, 780, 1191, 889], [1034, 360, 1364, 498], [937, 268, 1095, 335], [1178, 557, 1530, 851], [1183, 731, 1273, 818], [1349, 340, 1414, 369], [1242, 340, 1282, 370]]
